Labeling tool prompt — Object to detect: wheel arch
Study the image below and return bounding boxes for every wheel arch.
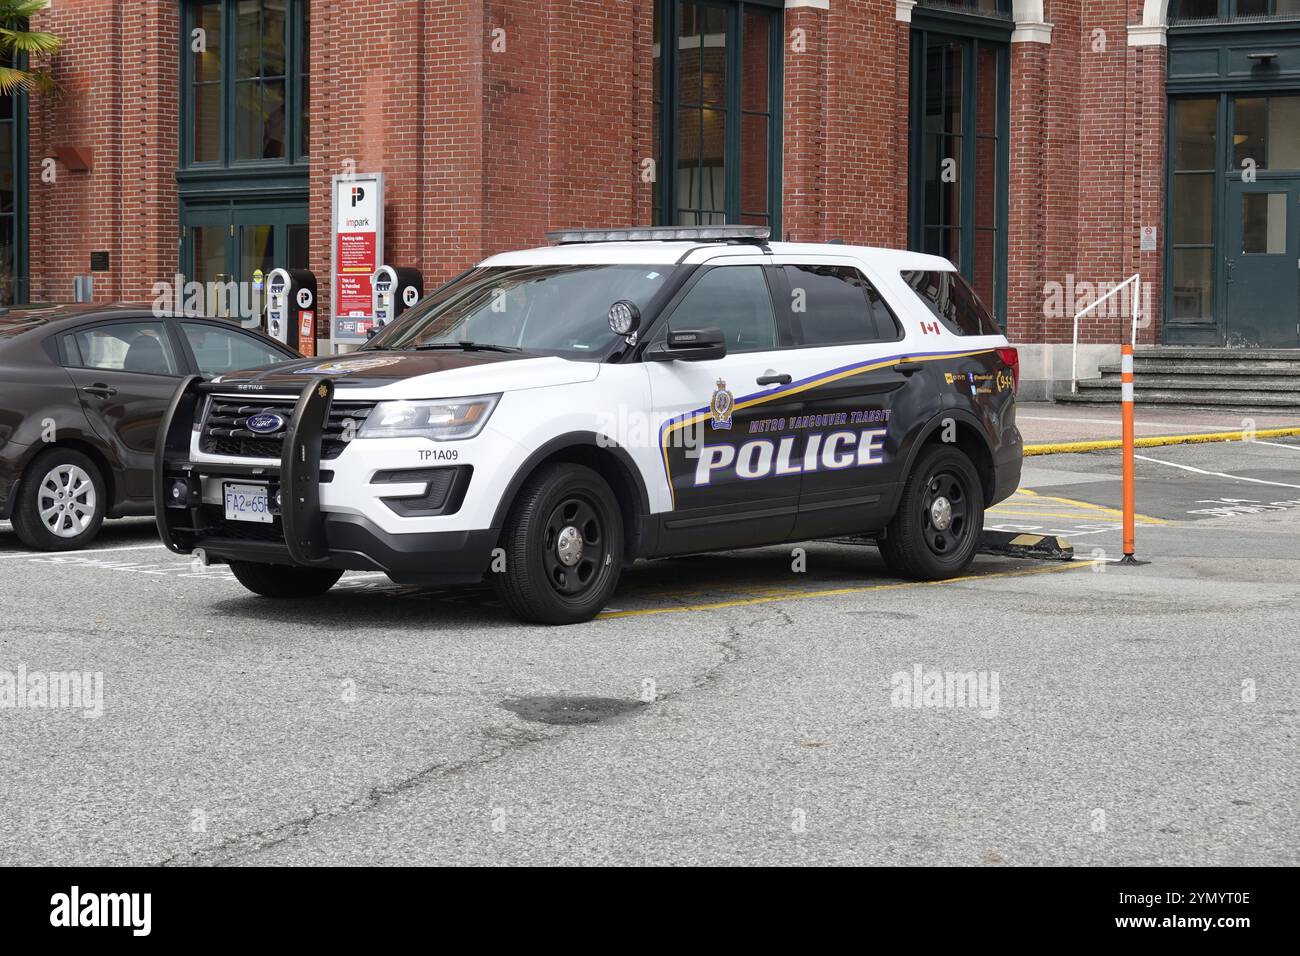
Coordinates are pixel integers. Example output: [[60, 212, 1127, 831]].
[[21, 438, 120, 513], [491, 432, 653, 563], [900, 408, 997, 507]]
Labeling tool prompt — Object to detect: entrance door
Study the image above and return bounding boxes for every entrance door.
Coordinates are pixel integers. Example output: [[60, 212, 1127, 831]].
[[181, 203, 309, 324], [1226, 180, 1300, 347]]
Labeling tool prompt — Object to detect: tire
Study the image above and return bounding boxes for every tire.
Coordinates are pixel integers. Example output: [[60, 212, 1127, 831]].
[[493, 462, 624, 625], [229, 561, 343, 598], [878, 444, 984, 581], [12, 448, 107, 552]]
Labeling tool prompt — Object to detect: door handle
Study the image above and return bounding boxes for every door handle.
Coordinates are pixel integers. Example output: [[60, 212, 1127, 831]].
[[893, 361, 923, 375], [757, 372, 792, 386], [1225, 257, 1235, 284], [83, 384, 118, 398]]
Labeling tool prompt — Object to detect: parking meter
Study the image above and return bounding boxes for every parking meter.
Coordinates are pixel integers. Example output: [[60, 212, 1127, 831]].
[[265, 268, 318, 356], [371, 266, 424, 333]]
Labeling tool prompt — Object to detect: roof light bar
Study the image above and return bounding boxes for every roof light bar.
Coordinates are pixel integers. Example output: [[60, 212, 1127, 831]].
[[546, 225, 771, 245]]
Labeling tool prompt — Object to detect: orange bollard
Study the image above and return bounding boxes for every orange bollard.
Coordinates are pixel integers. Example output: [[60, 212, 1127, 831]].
[[1120, 343, 1138, 564]]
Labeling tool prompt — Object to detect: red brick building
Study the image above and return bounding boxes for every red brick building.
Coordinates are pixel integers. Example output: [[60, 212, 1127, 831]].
[[8, 1, 1300, 398]]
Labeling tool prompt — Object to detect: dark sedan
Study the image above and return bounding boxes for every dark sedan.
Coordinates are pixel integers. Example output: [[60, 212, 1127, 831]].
[[0, 304, 299, 551]]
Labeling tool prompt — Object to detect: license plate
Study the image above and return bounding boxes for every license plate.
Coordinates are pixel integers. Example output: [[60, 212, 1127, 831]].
[[223, 482, 272, 523]]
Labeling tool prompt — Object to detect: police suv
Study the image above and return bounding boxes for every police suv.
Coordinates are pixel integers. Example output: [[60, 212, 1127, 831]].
[[157, 227, 1023, 624]]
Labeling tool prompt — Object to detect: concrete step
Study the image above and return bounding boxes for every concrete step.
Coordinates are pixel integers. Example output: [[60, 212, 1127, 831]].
[[1134, 347, 1300, 361], [1097, 363, 1300, 377], [1087, 375, 1300, 391], [1055, 388, 1300, 408]]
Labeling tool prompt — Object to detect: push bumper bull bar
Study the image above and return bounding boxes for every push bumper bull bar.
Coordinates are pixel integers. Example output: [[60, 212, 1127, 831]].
[[154, 376, 498, 585], [155, 374, 337, 567]]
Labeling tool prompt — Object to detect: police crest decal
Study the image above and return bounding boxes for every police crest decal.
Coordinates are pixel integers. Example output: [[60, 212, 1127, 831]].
[[710, 379, 734, 430]]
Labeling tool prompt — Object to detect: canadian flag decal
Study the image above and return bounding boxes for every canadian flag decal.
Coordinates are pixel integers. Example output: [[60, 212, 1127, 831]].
[[920, 320, 941, 336]]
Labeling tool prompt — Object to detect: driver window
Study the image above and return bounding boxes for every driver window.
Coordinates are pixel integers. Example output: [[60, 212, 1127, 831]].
[[667, 266, 777, 353]]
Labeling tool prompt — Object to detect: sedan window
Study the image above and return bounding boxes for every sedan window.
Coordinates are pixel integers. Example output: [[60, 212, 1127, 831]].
[[181, 322, 291, 376], [70, 322, 180, 376]]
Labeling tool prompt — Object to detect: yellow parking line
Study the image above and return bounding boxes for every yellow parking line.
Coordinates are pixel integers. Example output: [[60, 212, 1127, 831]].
[[1014, 489, 1175, 526], [1024, 426, 1300, 457], [598, 558, 1103, 620], [986, 507, 1164, 526]]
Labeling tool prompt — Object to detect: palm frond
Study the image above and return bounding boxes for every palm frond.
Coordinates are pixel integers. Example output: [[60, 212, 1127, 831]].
[[0, 66, 57, 96], [0, 28, 62, 56], [0, 1, 55, 23]]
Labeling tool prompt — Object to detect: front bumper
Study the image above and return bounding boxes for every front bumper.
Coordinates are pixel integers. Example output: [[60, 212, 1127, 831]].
[[155, 376, 498, 585]]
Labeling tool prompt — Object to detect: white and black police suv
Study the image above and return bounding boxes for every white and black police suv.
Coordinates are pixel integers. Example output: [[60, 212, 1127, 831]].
[[157, 226, 1023, 624]]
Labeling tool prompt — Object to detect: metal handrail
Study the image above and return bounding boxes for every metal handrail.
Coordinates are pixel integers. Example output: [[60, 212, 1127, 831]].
[[1071, 273, 1141, 394]]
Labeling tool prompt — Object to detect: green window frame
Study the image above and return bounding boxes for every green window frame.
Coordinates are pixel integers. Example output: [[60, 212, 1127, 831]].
[[1172, 0, 1300, 21], [0, 75, 27, 306], [180, 0, 310, 170], [652, 0, 783, 232], [908, 9, 1011, 325]]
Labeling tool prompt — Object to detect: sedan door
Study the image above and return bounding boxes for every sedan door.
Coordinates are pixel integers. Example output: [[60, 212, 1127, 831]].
[[61, 320, 187, 501]]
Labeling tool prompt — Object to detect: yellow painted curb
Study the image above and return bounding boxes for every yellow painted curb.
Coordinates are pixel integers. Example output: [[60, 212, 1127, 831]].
[[1024, 426, 1300, 457]]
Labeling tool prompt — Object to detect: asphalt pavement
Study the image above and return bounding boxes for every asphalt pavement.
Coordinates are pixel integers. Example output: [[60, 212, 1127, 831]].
[[1, 438, 1297, 865]]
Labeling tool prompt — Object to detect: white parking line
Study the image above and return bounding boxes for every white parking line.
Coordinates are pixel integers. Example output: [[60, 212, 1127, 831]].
[[0, 542, 166, 560], [1134, 454, 1300, 490], [1252, 440, 1300, 453]]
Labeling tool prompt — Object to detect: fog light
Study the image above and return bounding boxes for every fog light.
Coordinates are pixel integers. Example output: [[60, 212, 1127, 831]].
[[166, 478, 191, 509]]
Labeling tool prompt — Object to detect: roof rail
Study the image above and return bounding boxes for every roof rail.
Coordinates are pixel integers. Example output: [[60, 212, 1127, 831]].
[[546, 225, 771, 245]]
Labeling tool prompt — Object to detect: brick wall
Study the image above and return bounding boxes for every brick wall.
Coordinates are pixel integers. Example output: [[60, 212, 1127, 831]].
[[28, 0, 178, 304], [20, 0, 1171, 350]]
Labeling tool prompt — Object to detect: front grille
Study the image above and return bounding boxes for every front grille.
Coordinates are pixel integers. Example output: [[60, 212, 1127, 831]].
[[198, 506, 287, 543], [199, 396, 376, 460]]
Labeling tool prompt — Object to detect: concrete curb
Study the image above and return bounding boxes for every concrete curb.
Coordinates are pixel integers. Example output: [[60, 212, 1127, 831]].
[[1023, 426, 1300, 457]]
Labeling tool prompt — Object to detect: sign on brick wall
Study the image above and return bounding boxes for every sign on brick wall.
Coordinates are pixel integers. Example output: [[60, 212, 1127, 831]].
[[331, 172, 384, 350]]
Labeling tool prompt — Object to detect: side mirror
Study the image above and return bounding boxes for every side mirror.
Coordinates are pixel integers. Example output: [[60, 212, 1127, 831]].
[[645, 328, 727, 362]]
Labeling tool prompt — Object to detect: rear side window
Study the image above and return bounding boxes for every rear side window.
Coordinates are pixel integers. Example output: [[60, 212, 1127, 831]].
[[902, 270, 1001, 335], [783, 264, 903, 346], [69, 322, 180, 375]]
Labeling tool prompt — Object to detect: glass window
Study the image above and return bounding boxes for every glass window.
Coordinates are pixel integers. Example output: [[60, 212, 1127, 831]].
[[653, 1, 779, 230], [1171, 98, 1219, 325], [1234, 96, 1300, 171], [71, 323, 180, 375], [368, 264, 678, 360], [1241, 192, 1288, 254], [911, 30, 1008, 322], [784, 264, 900, 346], [182, 322, 287, 375], [668, 266, 776, 353], [1174, 1, 1300, 19], [901, 270, 1000, 336], [184, 0, 309, 168]]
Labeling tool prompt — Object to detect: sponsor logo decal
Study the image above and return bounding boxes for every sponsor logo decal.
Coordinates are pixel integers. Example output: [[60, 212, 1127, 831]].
[[709, 379, 734, 430], [245, 412, 286, 435]]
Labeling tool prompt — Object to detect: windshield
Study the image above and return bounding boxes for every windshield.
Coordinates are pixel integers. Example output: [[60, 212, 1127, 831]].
[[365, 264, 676, 359]]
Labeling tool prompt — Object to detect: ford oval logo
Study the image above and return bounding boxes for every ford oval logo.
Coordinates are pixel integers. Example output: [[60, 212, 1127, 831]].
[[246, 412, 286, 435]]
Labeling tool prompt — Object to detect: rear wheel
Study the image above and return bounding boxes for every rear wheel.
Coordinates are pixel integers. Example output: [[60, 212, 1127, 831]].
[[493, 462, 624, 624], [12, 448, 106, 551], [878, 444, 983, 580], [229, 561, 343, 598]]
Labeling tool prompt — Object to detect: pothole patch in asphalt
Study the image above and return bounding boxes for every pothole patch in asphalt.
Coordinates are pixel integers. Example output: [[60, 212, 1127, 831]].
[[501, 695, 646, 726]]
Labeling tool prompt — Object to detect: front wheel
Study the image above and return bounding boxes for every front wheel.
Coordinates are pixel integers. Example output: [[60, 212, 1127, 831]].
[[229, 561, 343, 598], [493, 463, 624, 624], [878, 444, 984, 580]]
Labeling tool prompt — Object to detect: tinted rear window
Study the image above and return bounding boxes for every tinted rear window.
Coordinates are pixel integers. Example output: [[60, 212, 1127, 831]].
[[901, 270, 1001, 336], [784, 264, 903, 346]]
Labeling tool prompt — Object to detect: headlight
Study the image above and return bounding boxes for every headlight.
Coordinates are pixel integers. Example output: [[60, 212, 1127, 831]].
[[359, 395, 499, 441]]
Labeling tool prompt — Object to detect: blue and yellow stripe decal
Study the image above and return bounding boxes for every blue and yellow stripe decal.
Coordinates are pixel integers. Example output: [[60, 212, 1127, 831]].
[[657, 347, 995, 506]]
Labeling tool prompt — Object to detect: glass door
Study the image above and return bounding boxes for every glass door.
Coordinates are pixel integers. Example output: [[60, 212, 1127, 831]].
[[182, 202, 308, 324]]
